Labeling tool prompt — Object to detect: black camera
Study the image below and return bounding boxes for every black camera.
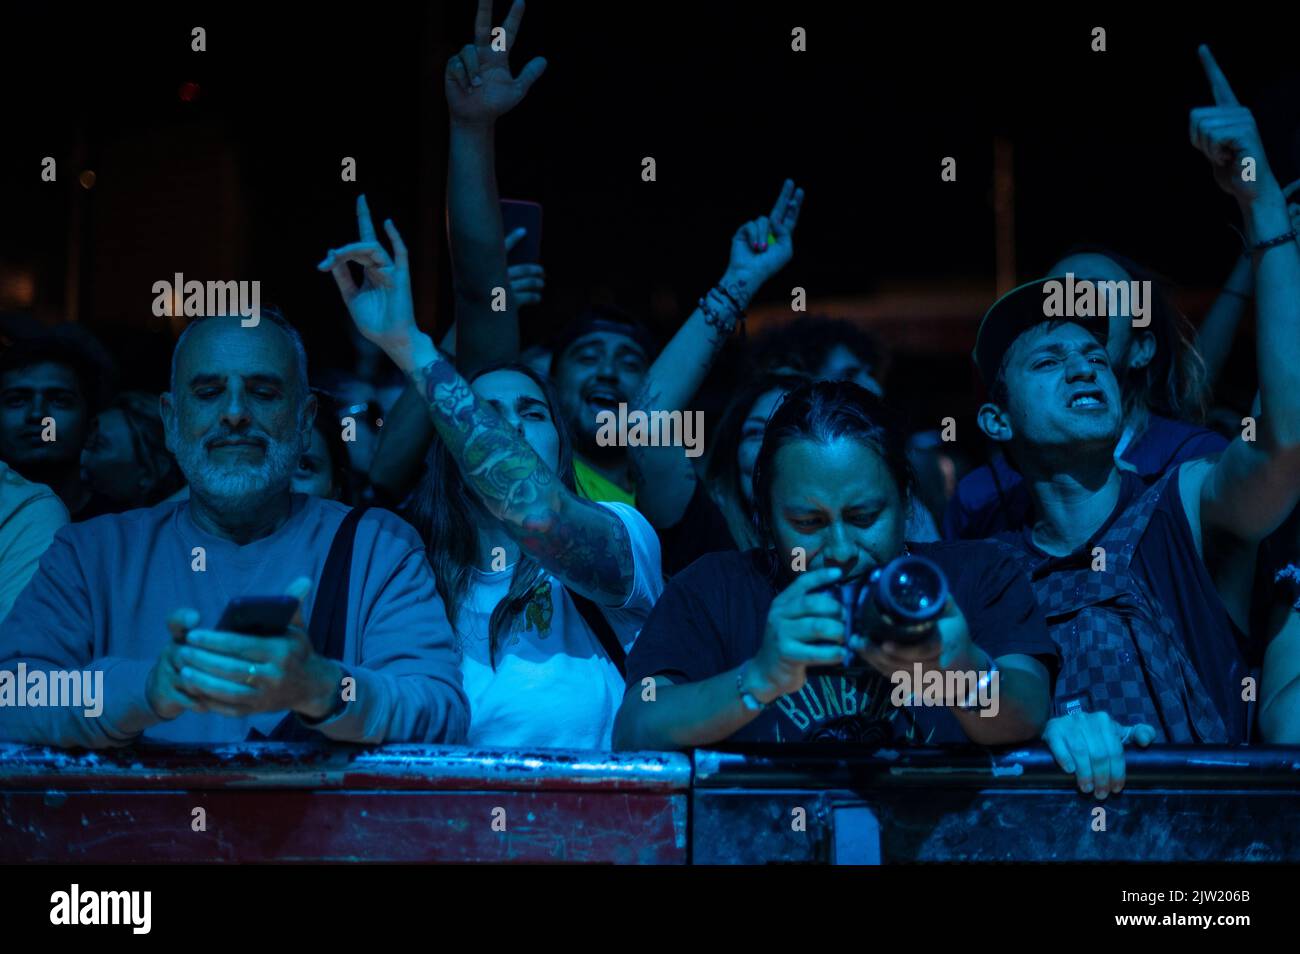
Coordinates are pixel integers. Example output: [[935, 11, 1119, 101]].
[[818, 554, 949, 660]]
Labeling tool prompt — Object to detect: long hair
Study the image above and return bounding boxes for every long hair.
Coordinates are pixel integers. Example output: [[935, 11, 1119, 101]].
[[751, 380, 916, 550], [703, 370, 812, 551], [404, 362, 576, 668], [1053, 245, 1208, 422]]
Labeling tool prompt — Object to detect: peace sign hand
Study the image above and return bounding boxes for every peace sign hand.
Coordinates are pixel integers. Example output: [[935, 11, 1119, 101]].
[[446, 0, 547, 127], [1190, 45, 1277, 206], [726, 178, 806, 291]]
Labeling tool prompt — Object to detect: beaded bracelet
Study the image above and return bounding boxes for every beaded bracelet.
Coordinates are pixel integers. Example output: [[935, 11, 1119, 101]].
[[1249, 228, 1298, 253], [699, 287, 743, 335]]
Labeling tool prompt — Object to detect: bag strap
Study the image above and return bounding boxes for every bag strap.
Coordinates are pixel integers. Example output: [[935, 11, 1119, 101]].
[[308, 505, 369, 662], [565, 586, 627, 679], [253, 506, 368, 742]]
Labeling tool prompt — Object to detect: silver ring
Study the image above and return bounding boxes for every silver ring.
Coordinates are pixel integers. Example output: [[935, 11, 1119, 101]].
[[245, 664, 257, 686]]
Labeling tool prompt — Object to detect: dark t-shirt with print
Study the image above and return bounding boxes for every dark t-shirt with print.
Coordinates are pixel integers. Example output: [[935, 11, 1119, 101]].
[[625, 540, 1059, 745]]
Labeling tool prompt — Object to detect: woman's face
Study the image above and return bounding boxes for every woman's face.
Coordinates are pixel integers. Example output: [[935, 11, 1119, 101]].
[[738, 387, 788, 506], [767, 436, 906, 583], [471, 369, 562, 473], [292, 427, 337, 499], [81, 408, 142, 504]]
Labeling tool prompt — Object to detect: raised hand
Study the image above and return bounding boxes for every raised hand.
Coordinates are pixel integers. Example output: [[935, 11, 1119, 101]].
[[1190, 45, 1278, 206], [446, 0, 547, 127], [726, 178, 805, 291], [318, 194, 418, 364]]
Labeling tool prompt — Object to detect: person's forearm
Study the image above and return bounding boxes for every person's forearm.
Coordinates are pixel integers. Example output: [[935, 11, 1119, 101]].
[[948, 662, 1048, 746], [367, 382, 438, 504], [644, 271, 751, 412], [627, 272, 750, 527], [396, 332, 632, 603], [0, 657, 162, 748], [310, 665, 470, 745], [1196, 253, 1253, 391], [613, 668, 763, 751], [447, 121, 518, 373], [1245, 190, 1300, 446]]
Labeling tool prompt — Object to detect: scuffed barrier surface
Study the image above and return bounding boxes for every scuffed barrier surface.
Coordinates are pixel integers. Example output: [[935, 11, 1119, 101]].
[[0, 743, 691, 791]]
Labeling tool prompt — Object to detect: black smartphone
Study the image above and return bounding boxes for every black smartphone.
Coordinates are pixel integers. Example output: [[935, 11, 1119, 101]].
[[501, 199, 543, 265], [216, 596, 299, 636]]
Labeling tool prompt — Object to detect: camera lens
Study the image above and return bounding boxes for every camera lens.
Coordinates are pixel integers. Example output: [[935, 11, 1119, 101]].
[[877, 556, 947, 623]]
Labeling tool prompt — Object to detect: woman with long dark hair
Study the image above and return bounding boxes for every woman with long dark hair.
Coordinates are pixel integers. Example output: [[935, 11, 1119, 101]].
[[320, 198, 662, 750], [614, 380, 1056, 750]]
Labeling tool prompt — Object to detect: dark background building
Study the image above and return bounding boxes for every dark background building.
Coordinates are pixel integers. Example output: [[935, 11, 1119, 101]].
[[4, 3, 1298, 454]]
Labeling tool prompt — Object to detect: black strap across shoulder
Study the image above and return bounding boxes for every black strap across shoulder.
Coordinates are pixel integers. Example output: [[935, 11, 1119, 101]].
[[253, 506, 369, 742], [308, 505, 369, 662], [565, 586, 627, 680]]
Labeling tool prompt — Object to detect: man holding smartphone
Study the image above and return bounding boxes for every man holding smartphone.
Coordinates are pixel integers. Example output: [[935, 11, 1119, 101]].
[[0, 310, 469, 747]]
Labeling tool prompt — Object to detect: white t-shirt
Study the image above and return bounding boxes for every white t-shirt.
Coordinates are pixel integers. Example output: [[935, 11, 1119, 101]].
[[459, 502, 662, 750]]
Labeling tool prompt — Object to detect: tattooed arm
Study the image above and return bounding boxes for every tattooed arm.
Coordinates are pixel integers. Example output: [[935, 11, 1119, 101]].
[[407, 336, 635, 605], [320, 203, 634, 607], [629, 180, 804, 529]]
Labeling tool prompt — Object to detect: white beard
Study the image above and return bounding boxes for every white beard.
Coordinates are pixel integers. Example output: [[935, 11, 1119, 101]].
[[175, 435, 301, 512]]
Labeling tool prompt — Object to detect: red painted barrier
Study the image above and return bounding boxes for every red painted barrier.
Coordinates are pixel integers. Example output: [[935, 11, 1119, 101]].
[[0, 743, 691, 864]]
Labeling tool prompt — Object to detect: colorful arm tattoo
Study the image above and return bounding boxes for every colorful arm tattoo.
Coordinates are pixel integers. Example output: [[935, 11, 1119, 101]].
[[414, 355, 635, 604]]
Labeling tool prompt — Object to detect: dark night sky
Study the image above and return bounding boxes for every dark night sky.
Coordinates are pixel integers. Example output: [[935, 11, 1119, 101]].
[[3, 3, 1298, 434]]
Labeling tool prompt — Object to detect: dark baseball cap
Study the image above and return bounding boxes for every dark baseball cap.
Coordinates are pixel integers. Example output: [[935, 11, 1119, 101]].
[[550, 304, 660, 364], [972, 276, 1111, 387]]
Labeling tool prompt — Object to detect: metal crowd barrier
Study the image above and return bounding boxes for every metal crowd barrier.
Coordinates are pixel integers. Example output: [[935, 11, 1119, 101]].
[[3, 742, 1298, 863]]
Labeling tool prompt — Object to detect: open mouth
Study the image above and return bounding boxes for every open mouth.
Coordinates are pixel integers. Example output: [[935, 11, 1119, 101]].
[[1067, 389, 1106, 409], [584, 388, 622, 412]]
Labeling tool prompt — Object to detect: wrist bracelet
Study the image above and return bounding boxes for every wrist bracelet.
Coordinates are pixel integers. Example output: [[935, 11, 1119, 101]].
[[1248, 229, 1298, 253], [955, 656, 999, 710], [699, 291, 741, 336], [715, 280, 750, 315], [737, 661, 767, 712]]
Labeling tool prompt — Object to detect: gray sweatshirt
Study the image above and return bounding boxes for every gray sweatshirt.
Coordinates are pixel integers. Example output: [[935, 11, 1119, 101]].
[[0, 493, 469, 747]]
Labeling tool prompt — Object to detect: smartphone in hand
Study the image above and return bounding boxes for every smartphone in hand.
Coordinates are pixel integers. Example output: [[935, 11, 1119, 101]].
[[501, 199, 543, 265], [216, 596, 299, 636]]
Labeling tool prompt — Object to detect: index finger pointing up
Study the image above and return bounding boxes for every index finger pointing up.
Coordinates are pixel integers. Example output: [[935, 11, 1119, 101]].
[[357, 194, 379, 243], [474, 0, 493, 48], [1198, 44, 1240, 107]]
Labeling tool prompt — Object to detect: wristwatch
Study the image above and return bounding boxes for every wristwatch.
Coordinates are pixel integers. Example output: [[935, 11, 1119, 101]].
[[737, 661, 767, 712]]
